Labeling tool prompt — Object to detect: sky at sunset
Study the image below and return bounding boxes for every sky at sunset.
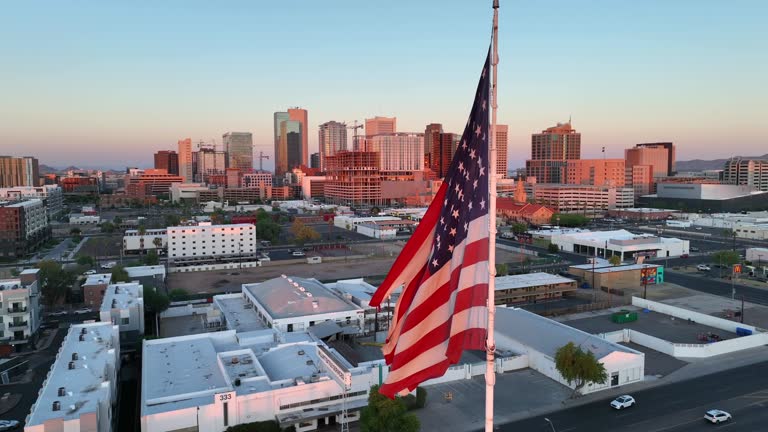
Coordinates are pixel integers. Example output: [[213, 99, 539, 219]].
[[1, 1, 766, 171]]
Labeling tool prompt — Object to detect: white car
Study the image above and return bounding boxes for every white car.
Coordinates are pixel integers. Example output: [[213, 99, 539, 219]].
[[610, 395, 635, 410], [0, 420, 19, 431], [291, 251, 306, 257], [48, 310, 68, 317], [73, 308, 93, 315], [697, 264, 711, 271], [84, 269, 97, 275], [704, 409, 731, 424]]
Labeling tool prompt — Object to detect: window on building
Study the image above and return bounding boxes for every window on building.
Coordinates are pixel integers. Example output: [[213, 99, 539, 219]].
[[121, 317, 129, 325]]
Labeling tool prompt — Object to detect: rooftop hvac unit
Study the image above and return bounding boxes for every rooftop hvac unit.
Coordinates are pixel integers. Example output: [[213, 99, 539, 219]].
[[58, 387, 66, 397], [72, 352, 78, 361], [52, 401, 61, 411], [231, 357, 239, 364], [298, 350, 305, 355], [79, 334, 85, 342], [68, 361, 75, 370]]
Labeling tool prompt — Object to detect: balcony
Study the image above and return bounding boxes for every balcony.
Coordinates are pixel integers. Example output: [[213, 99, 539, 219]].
[[7, 307, 28, 314], [8, 321, 29, 330]]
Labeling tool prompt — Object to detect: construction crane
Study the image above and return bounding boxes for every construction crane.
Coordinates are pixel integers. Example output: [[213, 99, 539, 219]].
[[347, 120, 364, 149], [257, 151, 270, 172]]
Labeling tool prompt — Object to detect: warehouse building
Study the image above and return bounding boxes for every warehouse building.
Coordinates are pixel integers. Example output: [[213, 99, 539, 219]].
[[550, 229, 689, 259], [494, 272, 577, 306]]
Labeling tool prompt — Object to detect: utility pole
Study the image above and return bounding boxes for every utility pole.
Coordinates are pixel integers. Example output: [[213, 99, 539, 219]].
[[741, 295, 745, 324], [643, 264, 649, 300]]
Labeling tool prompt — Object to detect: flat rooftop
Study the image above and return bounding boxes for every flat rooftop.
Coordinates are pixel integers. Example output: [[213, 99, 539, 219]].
[[100, 282, 142, 312], [495, 272, 575, 290], [214, 294, 268, 332], [258, 343, 322, 381], [125, 265, 166, 279], [0, 279, 24, 291], [27, 322, 118, 426], [243, 276, 361, 320], [496, 307, 641, 360], [569, 263, 662, 273], [84, 273, 112, 286]]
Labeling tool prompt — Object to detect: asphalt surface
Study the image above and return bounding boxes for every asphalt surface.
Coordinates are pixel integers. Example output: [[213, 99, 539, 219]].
[[492, 360, 768, 432], [664, 271, 768, 305]]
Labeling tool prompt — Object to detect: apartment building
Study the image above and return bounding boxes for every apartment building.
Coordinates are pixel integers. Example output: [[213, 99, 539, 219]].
[[99, 282, 145, 337], [25, 322, 120, 432], [123, 229, 167, 254], [724, 158, 768, 192], [0, 199, 50, 258], [0, 269, 41, 350], [0, 185, 63, 218], [167, 223, 256, 263], [0, 156, 39, 187]]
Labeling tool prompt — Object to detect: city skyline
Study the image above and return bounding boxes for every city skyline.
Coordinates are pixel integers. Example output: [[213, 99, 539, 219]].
[[1, 1, 766, 170]]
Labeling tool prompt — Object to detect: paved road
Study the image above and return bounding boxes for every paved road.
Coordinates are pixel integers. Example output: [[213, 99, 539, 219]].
[[493, 360, 768, 432], [664, 271, 768, 305]]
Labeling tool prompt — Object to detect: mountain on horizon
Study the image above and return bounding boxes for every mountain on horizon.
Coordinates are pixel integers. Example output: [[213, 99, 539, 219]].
[[676, 154, 768, 172]]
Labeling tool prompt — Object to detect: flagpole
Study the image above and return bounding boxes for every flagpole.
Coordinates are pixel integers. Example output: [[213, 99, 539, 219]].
[[485, 1, 499, 432]]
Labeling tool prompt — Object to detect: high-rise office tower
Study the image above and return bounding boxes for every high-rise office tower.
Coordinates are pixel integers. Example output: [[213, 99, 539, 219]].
[[319, 121, 348, 172], [361, 133, 424, 180], [0, 156, 39, 187], [273, 112, 290, 176], [288, 108, 308, 166], [223, 132, 254, 172], [496, 124, 509, 178], [625, 142, 676, 178], [365, 116, 397, 136], [177, 138, 193, 183], [525, 122, 581, 183], [154, 151, 179, 175], [278, 120, 302, 175], [430, 132, 459, 178], [310, 153, 320, 169], [424, 123, 443, 170]]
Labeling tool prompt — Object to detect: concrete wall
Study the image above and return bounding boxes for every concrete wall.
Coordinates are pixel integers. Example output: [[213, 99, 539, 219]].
[[497, 243, 539, 257], [632, 297, 764, 333], [168, 260, 262, 273]]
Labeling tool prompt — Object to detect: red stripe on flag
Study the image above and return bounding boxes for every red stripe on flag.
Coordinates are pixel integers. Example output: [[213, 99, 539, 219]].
[[379, 328, 488, 398], [370, 183, 448, 307]]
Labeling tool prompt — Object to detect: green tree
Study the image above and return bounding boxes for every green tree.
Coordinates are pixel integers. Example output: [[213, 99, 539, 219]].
[[511, 222, 527, 234], [113, 216, 123, 225], [256, 218, 281, 243], [552, 213, 589, 227], [255, 208, 270, 222], [70, 227, 82, 239], [37, 260, 76, 306], [547, 243, 560, 253], [370, 206, 381, 216], [495, 263, 509, 276], [76, 255, 95, 267], [164, 214, 181, 227], [169, 288, 190, 302], [111, 265, 130, 283], [360, 385, 421, 432], [138, 225, 147, 236], [152, 237, 164, 250], [142, 250, 159, 266], [225, 420, 287, 432], [712, 250, 740, 267], [555, 342, 608, 397], [100, 221, 116, 233], [143, 286, 170, 314], [609, 255, 622, 266]]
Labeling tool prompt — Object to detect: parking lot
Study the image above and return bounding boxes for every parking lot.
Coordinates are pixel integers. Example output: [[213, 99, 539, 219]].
[[564, 309, 735, 344]]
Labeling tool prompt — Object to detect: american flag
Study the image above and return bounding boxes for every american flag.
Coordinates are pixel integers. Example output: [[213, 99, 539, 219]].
[[370, 50, 491, 398]]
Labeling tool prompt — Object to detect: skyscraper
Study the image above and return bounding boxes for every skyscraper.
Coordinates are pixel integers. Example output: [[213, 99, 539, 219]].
[[365, 116, 397, 136], [723, 158, 768, 192], [310, 153, 320, 169], [430, 132, 459, 178], [495, 124, 509, 178], [362, 133, 424, 180], [223, 132, 254, 172], [319, 121, 348, 172], [273, 112, 290, 176], [0, 156, 39, 187], [154, 151, 179, 175], [424, 123, 443, 170], [196, 146, 227, 182], [278, 120, 302, 174], [525, 122, 581, 183], [625, 142, 676, 178], [288, 108, 308, 166], [177, 138, 193, 183]]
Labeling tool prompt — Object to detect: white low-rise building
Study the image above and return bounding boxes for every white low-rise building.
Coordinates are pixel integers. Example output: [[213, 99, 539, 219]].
[[239, 276, 365, 335], [333, 215, 401, 231], [69, 214, 101, 224], [746, 248, 768, 266], [140, 331, 370, 432], [495, 307, 645, 394], [123, 229, 167, 254], [25, 322, 120, 432], [125, 265, 166, 291], [100, 282, 145, 337], [170, 183, 210, 203], [168, 223, 256, 263], [550, 229, 689, 260], [0, 269, 41, 349]]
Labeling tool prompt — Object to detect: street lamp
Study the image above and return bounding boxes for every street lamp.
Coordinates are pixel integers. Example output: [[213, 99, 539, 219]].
[[544, 417, 557, 432]]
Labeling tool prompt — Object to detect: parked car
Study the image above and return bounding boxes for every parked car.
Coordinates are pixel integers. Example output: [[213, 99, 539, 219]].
[[0, 420, 20, 431], [704, 409, 732, 424], [84, 269, 97, 275], [73, 307, 93, 315], [681, 254, 689, 259], [610, 395, 636, 410], [697, 264, 711, 271], [291, 251, 306, 257], [48, 310, 68, 317], [101, 261, 117, 269], [690, 247, 700, 252]]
